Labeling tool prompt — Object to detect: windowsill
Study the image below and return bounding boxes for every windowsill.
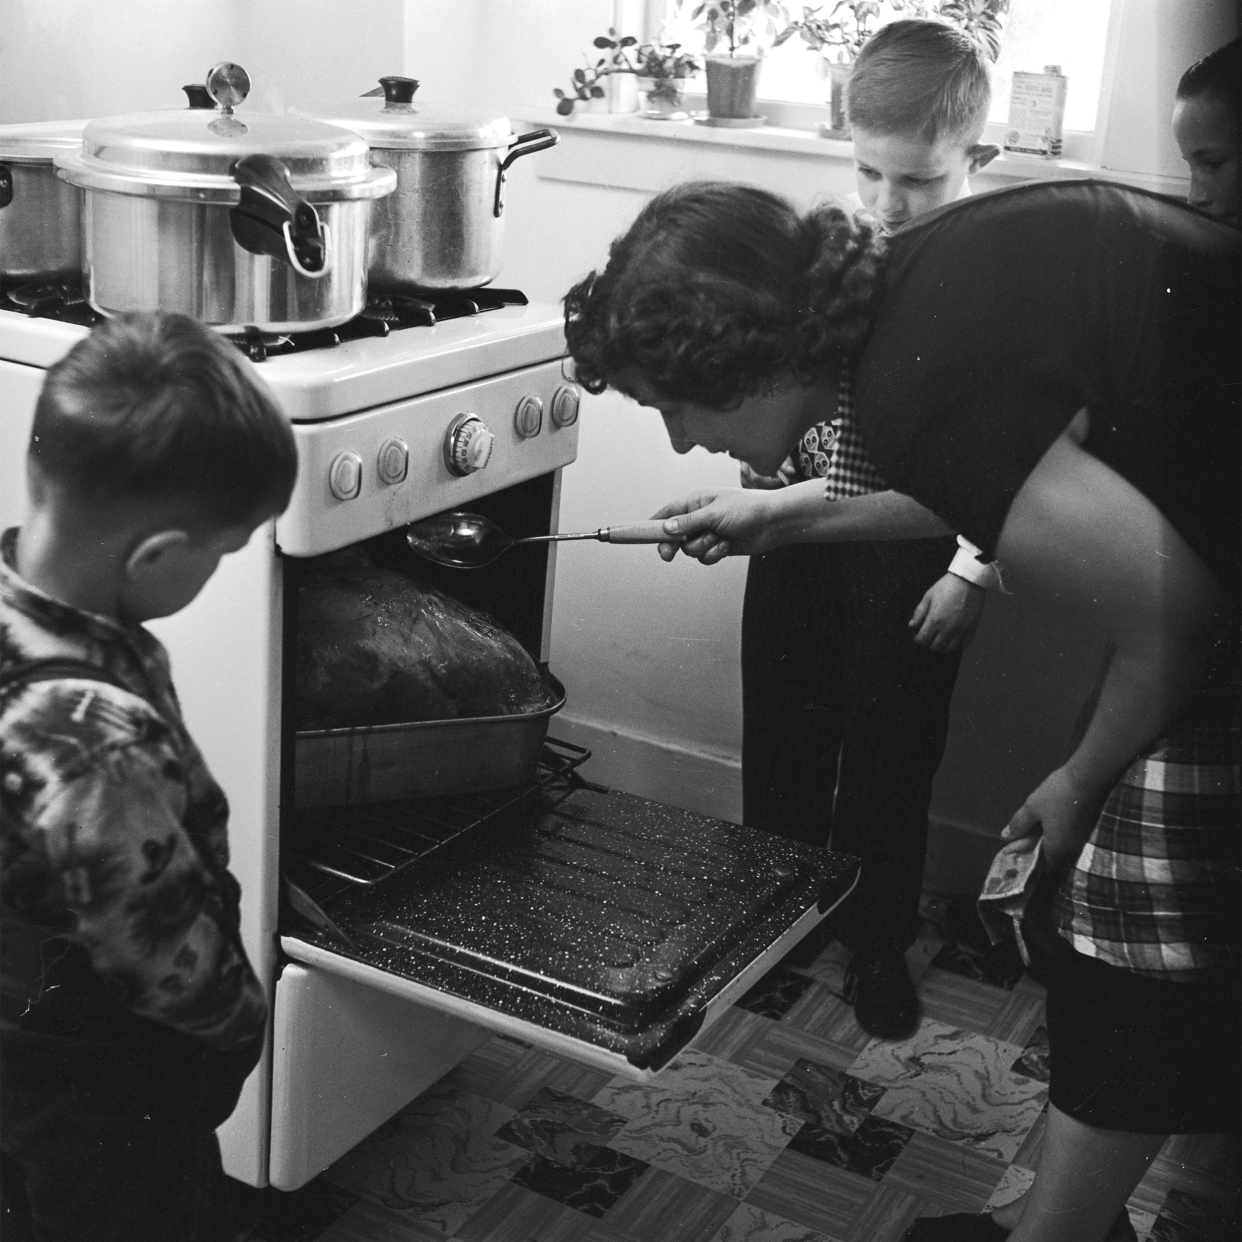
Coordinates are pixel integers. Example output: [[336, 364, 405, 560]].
[[513, 104, 1189, 199]]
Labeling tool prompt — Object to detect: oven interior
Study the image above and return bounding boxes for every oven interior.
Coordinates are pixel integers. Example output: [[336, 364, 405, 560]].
[[275, 472, 855, 1071]]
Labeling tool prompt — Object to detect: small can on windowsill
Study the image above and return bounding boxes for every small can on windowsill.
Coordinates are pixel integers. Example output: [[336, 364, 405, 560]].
[[1004, 65, 1067, 159]]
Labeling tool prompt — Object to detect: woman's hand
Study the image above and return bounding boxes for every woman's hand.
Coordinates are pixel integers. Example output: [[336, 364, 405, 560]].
[[908, 574, 985, 653], [650, 487, 780, 563], [1002, 765, 1109, 872]]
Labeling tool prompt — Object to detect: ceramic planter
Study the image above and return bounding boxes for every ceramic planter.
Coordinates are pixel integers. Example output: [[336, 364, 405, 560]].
[[816, 59, 853, 139], [704, 55, 762, 120], [637, 76, 687, 118]]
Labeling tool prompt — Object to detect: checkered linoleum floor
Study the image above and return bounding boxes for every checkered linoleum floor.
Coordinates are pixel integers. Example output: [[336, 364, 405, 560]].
[[232, 896, 1240, 1242]]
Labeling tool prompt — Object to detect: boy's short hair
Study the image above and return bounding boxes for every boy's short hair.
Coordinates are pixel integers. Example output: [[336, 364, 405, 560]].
[[1177, 37, 1240, 110], [847, 19, 992, 144], [30, 311, 297, 528]]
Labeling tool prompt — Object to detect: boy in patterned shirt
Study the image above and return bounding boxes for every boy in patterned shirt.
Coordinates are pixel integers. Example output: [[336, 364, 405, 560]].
[[0, 311, 297, 1241], [738, 19, 1003, 1038]]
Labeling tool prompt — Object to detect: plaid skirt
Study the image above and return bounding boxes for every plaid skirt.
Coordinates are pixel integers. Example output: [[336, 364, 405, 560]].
[[1050, 718, 1240, 978]]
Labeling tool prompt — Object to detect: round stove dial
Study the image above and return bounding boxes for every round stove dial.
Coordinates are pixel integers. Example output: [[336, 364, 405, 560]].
[[514, 393, 544, 438], [328, 451, 363, 501], [550, 384, 580, 428], [444, 413, 495, 476]]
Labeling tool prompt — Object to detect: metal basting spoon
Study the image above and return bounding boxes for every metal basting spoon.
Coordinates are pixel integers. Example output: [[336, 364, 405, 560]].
[[405, 511, 680, 569]]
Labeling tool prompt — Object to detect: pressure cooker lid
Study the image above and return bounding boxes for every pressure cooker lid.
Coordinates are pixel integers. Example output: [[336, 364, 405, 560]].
[[0, 119, 89, 164], [299, 76, 513, 152], [53, 62, 396, 203]]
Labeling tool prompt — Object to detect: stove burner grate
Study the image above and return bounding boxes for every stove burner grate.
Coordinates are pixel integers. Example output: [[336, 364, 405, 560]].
[[1, 281, 530, 361]]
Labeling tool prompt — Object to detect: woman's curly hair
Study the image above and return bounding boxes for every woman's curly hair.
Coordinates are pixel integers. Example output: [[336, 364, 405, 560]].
[[563, 181, 887, 407]]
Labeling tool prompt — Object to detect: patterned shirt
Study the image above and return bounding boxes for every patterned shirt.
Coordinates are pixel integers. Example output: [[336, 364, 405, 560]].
[[0, 529, 268, 1050], [794, 367, 890, 496]]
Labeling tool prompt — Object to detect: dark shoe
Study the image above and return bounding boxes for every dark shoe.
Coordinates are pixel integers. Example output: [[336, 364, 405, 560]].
[[843, 945, 919, 1039], [901, 1209, 1137, 1242], [902, 1212, 1007, 1241]]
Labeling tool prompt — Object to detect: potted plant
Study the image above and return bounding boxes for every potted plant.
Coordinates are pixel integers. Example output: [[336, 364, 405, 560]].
[[634, 42, 700, 118], [776, 1, 1008, 137], [684, 1, 790, 123], [553, 28, 639, 116]]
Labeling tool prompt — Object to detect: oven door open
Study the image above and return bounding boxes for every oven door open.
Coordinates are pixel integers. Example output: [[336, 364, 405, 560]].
[[272, 764, 858, 1188]]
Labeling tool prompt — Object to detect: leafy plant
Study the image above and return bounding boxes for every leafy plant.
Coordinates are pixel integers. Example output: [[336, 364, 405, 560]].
[[685, 1, 792, 57], [635, 41, 700, 81], [553, 27, 637, 116], [775, 0, 1008, 64]]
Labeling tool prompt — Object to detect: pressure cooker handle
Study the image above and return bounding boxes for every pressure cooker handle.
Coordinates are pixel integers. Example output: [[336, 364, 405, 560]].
[[230, 153, 331, 278], [0, 163, 11, 210], [182, 83, 216, 109], [493, 128, 560, 217]]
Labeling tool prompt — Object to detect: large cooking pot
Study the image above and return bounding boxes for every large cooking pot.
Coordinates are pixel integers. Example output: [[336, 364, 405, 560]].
[[53, 63, 396, 332], [0, 120, 89, 285], [297, 77, 558, 292]]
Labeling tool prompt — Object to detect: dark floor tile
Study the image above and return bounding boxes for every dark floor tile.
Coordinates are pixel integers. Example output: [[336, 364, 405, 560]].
[[510, 1144, 650, 1218], [762, 1058, 885, 1133], [735, 964, 817, 1020], [230, 1176, 359, 1242], [930, 939, 1025, 991], [787, 1112, 915, 1181], [495, 1086, 628, 1166], [1150, 1187, 1241, 1242], [1009, 1024, 1049, 1084]]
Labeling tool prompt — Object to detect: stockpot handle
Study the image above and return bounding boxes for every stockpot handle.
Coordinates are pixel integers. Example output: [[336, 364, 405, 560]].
[[493, 128, 559, 217], [230, 153, 331, 278], [0, 163, 11, 210], [183, 83, 216, 109]]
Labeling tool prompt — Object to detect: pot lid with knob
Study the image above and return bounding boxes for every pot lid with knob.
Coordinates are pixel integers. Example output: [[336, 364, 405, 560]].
[[54, 62, 396, 204], [295, 76, 517, 152], [0, 119, 90, 165]]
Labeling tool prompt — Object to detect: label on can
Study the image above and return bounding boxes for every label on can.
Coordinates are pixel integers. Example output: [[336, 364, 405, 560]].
[[1004, 68, 1067, 159]]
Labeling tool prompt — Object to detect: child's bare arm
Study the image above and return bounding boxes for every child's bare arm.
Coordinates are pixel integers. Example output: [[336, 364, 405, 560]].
[[908, 573, 985, 653]]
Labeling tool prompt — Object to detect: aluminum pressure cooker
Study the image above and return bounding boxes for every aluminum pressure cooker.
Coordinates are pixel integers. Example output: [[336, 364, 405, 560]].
[[53, 63, 396, 332], [298, 77, 558, 292], [0, 120, 89, 284]]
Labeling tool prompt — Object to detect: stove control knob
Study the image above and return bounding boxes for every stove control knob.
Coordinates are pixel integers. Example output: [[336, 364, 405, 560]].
[[444, 413, 494, 476], [550, 384, 580, 428], [328, 451, 363, 501], [377, 436, 408, 486], [514, 394, 544, 439]]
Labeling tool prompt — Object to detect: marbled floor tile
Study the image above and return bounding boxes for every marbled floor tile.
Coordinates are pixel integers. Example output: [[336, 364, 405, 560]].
[[711, 1200, 842, 1242], [741, 1016, 865, 1081], [883, 1130, 1010, 1212], [322, 1083, 527, 1237], [735, 964, 817, 1020], [1138, 1140, 1242, 1207], [232, 1176, 359, 1242], [983, 1162, 1035, 1211], [480, 1044, 615, 1111], [1150, 1188, 1240, 1242], [915, 967, 1011, 1034], [1008, 1024, 1049, 1083], [604, 1166, 738, 1242], [509, 1144, 649, 1218], [798, 940, 852, 990], [1010, 1106, 1046, 1170], [313, 1196, 464, 1242], [985, 975, 1047, 1045], [494, 1086, 628, 1166], [1159, 1130, 1240, 1175], [787, 1112, 915, 1181], [762, 1059, 885, 1133], [594, 1049, 800, 1197], [850, 1020, 1046, 1163], [689, 1004, 776, 1066], [782, 979, 873, 1053], [1130, 1208, 1159, 1242], [451, 1181, 600, 1242], [744, 1146, 873, 1238]]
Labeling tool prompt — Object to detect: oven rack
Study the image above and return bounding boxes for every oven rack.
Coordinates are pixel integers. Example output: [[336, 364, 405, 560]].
[[281, 737, 591, 908]]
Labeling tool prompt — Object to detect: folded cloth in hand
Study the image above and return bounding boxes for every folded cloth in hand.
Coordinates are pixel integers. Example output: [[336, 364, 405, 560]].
[[977, 836, 1044, 966]]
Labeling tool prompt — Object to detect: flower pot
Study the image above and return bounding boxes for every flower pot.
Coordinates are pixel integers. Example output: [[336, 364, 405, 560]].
[[637, 75, 687, 119], [815, 59, 853, 139], [704, 55, 762, 120]]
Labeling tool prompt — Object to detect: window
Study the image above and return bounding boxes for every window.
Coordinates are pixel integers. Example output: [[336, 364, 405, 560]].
[[652, 0, 1114, 134]]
